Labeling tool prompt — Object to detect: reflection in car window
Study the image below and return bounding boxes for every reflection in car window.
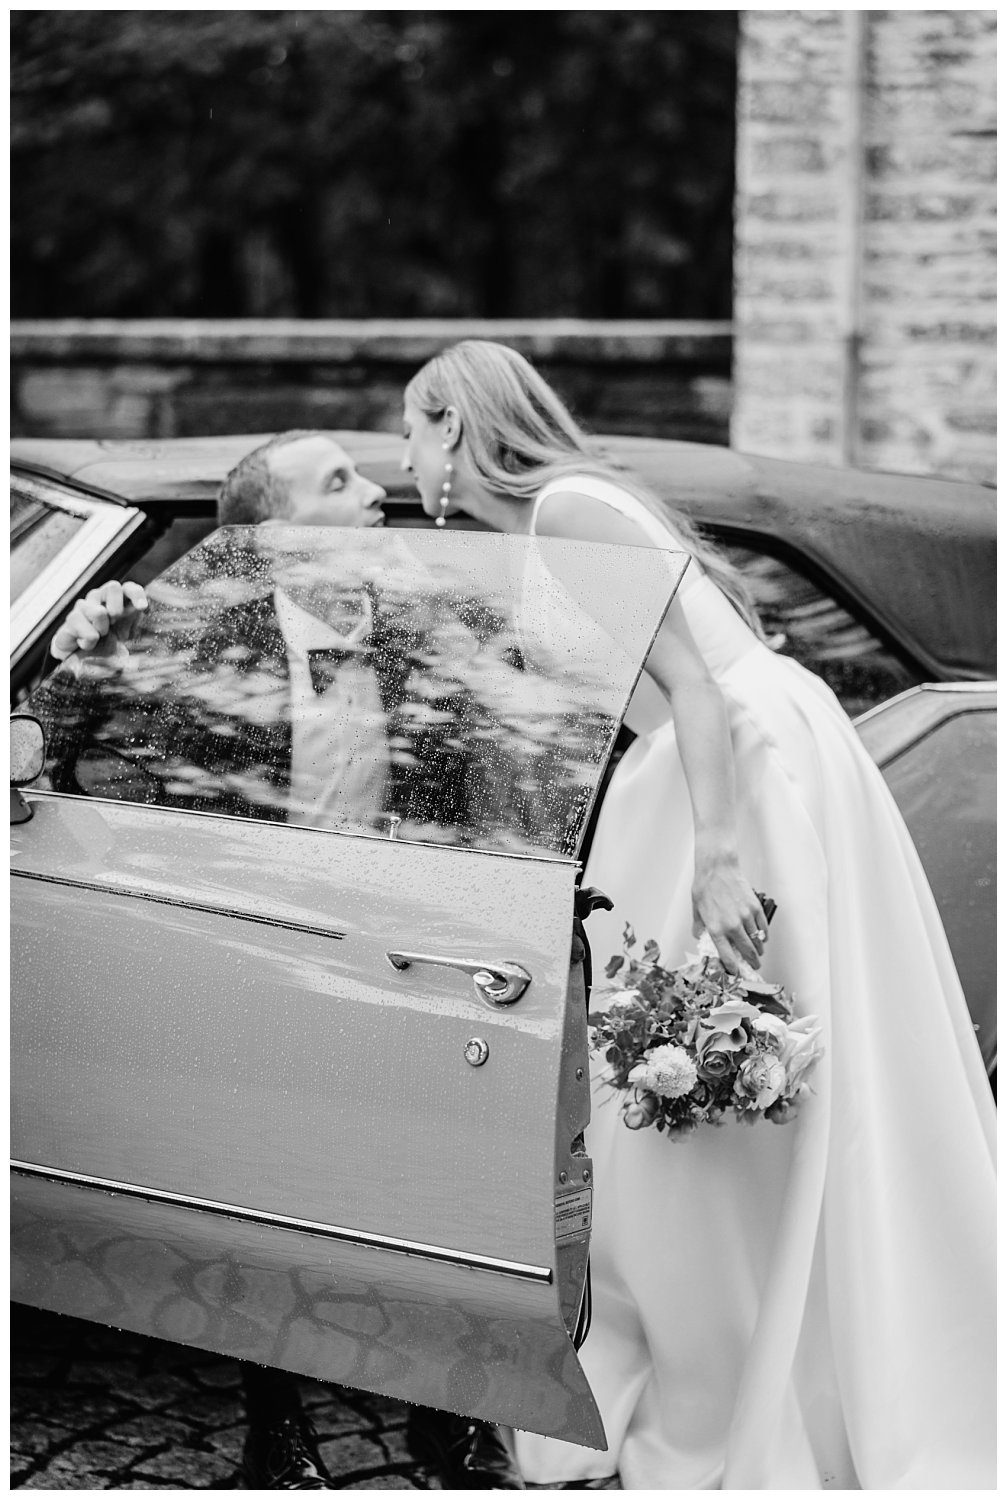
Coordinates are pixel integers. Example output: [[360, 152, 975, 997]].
[[26, 527, 686, 858], [720, 544, 920, 717]]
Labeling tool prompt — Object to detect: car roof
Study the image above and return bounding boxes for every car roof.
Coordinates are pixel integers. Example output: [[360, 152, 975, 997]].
[[11, 432, 995, 681], [9, 434, 394, 506]]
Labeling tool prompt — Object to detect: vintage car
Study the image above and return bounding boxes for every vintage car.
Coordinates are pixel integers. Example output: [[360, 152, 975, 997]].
[[10, 431, 997, 710], [10, 434, 996, 1443]]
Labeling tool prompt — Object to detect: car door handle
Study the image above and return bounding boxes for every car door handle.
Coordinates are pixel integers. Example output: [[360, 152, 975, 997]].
[[386, 951, 532, 1007]]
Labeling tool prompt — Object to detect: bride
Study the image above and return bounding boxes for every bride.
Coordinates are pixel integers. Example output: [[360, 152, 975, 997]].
[[401, 340, 995, 1489]]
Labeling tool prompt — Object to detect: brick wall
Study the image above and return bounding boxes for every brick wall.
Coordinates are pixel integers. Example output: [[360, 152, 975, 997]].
[[10, 320, 732, 446], [732, 10, 996, 483]]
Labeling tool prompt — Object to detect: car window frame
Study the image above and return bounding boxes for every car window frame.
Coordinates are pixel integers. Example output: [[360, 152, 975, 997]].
[[10, 474, 147, 675], [705, 519, 992, 687]]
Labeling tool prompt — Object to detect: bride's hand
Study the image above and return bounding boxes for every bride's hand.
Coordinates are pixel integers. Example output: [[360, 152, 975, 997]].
[[692, 858, 768, 974]]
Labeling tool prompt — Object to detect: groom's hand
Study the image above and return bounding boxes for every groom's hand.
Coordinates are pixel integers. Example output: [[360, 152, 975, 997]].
[[51, 580, 149, 664]]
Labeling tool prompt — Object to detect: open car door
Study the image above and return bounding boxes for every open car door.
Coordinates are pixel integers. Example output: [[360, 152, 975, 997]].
[[11, 526, 687, 1449]]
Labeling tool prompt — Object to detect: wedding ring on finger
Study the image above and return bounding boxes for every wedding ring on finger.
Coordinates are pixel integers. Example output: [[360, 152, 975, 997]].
[[754, 928, 767, 942]]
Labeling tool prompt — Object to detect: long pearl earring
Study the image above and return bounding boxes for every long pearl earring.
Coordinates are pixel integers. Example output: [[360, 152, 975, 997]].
[[437, 443, 453, 529]]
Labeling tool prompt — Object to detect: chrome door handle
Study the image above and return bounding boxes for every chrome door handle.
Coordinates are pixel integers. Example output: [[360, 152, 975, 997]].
[[386, 951, 531, 1007]]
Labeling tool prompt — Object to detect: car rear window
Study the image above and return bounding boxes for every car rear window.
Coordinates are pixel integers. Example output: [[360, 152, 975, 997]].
[[720, 544, 920, 717], [25, 526, 685, 858]]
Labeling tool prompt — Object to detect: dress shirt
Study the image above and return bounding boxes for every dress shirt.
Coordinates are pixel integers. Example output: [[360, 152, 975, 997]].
[[273, 587, 390, 831]]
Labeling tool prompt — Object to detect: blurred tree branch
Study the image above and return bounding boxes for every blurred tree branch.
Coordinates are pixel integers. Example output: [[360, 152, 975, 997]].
[[12, 10, 737, 319]]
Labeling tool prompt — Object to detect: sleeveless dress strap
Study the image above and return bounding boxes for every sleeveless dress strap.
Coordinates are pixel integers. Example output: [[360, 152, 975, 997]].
[[532, 474, 682, 553]]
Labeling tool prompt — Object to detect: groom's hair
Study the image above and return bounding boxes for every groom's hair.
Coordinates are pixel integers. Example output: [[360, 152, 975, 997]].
[[217, 430, 327, 526]]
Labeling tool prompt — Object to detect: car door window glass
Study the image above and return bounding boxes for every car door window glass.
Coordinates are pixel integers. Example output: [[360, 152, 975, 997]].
[[10, 487, 91, 603], [26, 526, 686, 858]]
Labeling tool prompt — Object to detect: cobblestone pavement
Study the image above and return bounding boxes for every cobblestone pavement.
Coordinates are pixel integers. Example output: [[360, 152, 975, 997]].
[[11, 1304, 429, 1490]]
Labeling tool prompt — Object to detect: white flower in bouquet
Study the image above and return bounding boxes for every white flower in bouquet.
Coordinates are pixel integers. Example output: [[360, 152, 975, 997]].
[[734, 1053, 788, 1110], [697, 998, 764, 1057], [629, 1044, 698, 1100], [752, 1013, 791, 1048], [623, 1093, 662, 1130], [779, 1016, 824, 1088]]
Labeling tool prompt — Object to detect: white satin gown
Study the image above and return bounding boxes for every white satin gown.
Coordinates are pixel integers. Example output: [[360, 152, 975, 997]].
[[514, 476, 995, 1490]]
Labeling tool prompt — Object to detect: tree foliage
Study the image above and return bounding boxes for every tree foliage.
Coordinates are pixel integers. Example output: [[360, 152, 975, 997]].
[[12, 11, 737, 319]]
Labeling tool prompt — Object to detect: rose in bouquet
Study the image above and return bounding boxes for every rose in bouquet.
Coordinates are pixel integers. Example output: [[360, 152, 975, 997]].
[[588, 919, 823, 1137]]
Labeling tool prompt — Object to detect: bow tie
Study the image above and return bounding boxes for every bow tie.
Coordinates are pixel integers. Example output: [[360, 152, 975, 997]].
[[307, 646, 357, 695]]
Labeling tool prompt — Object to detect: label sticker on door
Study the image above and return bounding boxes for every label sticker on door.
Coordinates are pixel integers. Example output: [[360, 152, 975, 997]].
[[554, 1186, 593, 1243]]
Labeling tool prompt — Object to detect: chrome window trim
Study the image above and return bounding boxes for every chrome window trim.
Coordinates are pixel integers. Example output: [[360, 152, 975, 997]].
[[854, 680, 997, 723], [855, 682, 997, 770], [15, 788, 577, 865], [10, 1161, 553, 1284], [10, 868, 347, 942]]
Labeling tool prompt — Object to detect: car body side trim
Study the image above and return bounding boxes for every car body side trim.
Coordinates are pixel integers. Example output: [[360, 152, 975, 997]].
[[10, 1161, 553, 1283], [16, 788, 575, 865], [10, 868, 346, 942]]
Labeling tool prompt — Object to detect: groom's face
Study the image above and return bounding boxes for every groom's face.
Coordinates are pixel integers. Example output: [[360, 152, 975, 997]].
[[267, 436, 387, 530]]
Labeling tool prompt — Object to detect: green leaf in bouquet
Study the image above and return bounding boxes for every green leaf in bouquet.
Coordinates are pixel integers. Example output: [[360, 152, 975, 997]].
[[623, 922, 637, 950], [749, 990, 793, 1020], [604, 953, 626, 979], [636, 970, 665, 1005], [642, 938, 661, 965]]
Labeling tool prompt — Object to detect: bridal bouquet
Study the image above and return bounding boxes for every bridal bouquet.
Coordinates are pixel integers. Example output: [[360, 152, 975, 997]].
[[589, 912, 823, 1138]]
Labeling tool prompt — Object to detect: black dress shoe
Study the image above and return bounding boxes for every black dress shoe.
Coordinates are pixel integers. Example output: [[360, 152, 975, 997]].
[[240, 1412, 337, 1490], [407, 1407, 525, 1489]]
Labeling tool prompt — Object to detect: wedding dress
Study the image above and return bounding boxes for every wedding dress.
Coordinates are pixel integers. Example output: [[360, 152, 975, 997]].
[[514, 475, 995, 1490]]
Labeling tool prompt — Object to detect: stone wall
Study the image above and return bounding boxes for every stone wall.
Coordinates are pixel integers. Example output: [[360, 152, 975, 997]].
[[10, 320, 732, 446], [732, 10, 996, 484]]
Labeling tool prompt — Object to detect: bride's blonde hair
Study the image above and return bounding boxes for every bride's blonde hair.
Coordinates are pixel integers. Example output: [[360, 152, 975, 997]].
[[406, 339, 761, 631]]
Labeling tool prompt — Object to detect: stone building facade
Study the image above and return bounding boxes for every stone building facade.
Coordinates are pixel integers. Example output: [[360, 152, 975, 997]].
[[732, 9, 996, 483]]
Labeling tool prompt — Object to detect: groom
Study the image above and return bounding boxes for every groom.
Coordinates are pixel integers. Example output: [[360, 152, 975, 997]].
[[45, 434, 520, 844], [46, 430, 526, 1491]]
